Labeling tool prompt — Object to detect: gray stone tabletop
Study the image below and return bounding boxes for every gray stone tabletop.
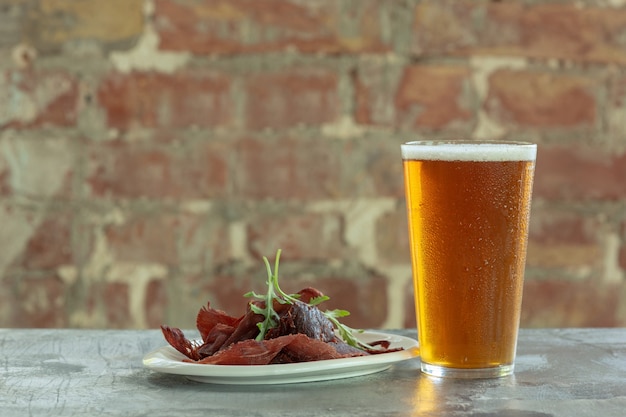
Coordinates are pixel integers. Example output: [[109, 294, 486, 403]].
[[1, 328, 625, 417]]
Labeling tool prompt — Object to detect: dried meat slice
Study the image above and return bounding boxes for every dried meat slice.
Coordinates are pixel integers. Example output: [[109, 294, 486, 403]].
[[196, 303, 241, 342], [271, 334, 366, 364], [161, 325, 203, 361], [196, 323, 237, 357], [191, 334, 366, 365], [193, 335, 300, 365], [265, 299, 335, 342]]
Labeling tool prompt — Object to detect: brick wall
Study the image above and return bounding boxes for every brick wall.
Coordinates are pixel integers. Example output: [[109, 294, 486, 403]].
[[1, 0, 625, 330]]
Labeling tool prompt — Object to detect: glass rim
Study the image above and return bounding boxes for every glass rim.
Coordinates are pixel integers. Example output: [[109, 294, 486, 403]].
[[402, 140, 536, 147], [401, 140, 537, 162]]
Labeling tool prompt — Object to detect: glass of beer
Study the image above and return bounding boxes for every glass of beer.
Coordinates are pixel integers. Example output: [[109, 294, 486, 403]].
[[402, 140, 536, 378]]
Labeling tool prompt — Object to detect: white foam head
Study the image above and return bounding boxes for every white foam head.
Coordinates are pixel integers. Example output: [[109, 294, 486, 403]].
[[401, 140, 537, 162]]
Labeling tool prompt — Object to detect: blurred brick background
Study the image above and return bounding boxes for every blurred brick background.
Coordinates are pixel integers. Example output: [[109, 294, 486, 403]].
[[1, 0, 625, 330]]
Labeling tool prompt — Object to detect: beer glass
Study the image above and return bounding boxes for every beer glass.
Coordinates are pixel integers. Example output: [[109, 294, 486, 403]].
[[402, 140, 536, 378]]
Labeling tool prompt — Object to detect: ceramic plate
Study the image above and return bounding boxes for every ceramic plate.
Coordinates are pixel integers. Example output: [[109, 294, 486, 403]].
[[143, 331, 420, 385]]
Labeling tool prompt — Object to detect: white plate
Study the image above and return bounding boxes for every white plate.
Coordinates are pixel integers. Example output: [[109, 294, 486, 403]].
[[143, 331, 420, 385]]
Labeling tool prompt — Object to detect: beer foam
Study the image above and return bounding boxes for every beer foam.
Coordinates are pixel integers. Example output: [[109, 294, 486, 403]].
[[401, 141, 537, 162]]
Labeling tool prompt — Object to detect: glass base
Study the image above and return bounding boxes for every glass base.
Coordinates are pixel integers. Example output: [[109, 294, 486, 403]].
[[421, 362, 514, 379]]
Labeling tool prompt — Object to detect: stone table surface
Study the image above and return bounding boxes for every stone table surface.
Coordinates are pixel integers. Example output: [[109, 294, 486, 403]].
[[1, 328, 625, 417]]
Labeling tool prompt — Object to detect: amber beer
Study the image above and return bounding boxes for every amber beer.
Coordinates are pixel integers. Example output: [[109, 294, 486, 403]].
[[402, 140, 536, 378]]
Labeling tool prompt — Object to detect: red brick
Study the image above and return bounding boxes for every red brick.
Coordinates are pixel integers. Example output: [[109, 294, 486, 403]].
[[103, 212, 230, 268], [412, 1, 626, 65], [0, 205, 75, 273], [145, 279, 167, 328], [529, 209, 599, 246], [14, 274, 67, 328], [486, 69, 596, 128], [225, 136, 402, 202], [394, 65, 473, 129], [235, 137, 341, 199], [376, 205, 410, 264], [103, 282, 131, 329], [204, 274, 259, 314], [244, 69, 340, 130], [303, 275, 388, 329], [521, 280, 622, 327], [104, 214, 181, 266], [533, 145, 626, 201], [247, 213, 345, 261], [14, 210, 74, 270], [0, 70, 79, 128], [154, 0, 389, 55], [353, 64, 395, 126], [527, 208, 602, 270], [85, 140, 229, 200], [97, 71, 233, 130]]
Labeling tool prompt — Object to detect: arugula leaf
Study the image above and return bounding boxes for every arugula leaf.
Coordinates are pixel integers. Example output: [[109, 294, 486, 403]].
[[308, 295, 330, 306], [244, 249, 300, 341], [323, 309, 376, 351], [245, 249, 374, 351]]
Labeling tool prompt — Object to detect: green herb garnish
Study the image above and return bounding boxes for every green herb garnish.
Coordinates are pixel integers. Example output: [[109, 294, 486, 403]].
[[323, 309, 376, 351], [244, 249, 299, 341], [244, 249, 376, 351]]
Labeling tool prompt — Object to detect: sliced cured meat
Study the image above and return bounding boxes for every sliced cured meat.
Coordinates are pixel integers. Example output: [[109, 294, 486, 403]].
[[160, 286, 403, 365], [196, 323, 237, 357], [161, 325, 203, 361], [265, 300, 335, 342], [271, 334, 366, 364], [194, 335, 299, 365], [192, 334, 366, 365], [195, 303, 240, 342]]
